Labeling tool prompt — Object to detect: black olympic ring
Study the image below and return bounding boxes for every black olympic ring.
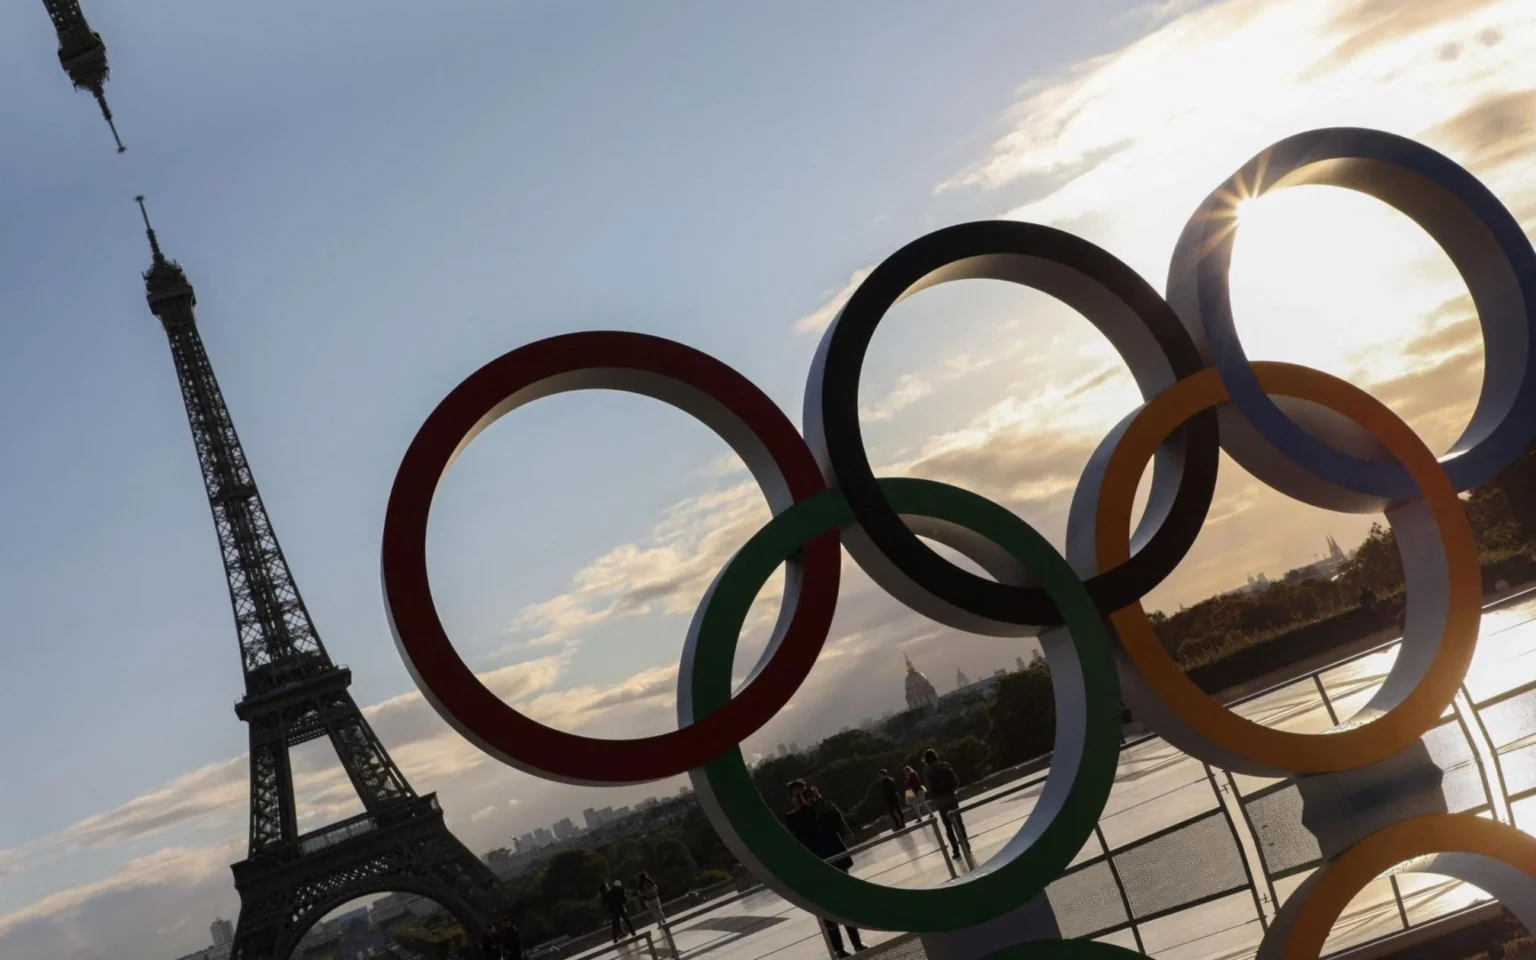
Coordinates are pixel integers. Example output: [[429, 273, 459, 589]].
[[806, 220, 1220, 632]]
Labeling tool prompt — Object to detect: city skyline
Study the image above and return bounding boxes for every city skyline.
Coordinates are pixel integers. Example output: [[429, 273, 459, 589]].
[[0, 1, 1532, 958]]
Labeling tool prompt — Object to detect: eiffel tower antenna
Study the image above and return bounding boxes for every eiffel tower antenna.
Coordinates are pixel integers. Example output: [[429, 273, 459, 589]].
[[137, 204, 510, 958], [41, 0, 126, 152]]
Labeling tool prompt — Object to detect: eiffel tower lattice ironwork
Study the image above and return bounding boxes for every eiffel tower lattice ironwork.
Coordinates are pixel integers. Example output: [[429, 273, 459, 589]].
[[40, 0, 125, 152], [135, 198, 511, 959]]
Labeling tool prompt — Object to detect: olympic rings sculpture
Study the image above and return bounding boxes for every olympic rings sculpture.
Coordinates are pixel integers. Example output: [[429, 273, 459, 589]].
[[382, 128, 1536, 958]]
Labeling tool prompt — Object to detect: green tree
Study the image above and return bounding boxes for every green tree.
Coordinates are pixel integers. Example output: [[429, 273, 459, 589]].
[[540, 848, 610, 904], [643, 834, 697, 892], [942, 734, 990, 784], [983, 662, 1056, 770], [1340, 522, 1404, 598]]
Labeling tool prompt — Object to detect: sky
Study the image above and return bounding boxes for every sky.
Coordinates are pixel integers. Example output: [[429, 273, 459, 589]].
[[0, 0, 1533, 957]]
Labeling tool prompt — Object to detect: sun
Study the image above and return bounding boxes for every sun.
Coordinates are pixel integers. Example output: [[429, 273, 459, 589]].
[[1225, 185, 1475, 450]]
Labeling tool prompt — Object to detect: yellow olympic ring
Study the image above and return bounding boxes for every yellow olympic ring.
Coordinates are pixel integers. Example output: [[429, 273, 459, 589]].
[[1093, 362, 1481, 774], [1263, 814, 1536, 960]]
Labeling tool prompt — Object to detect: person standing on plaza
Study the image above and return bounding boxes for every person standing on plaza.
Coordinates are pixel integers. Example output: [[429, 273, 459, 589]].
[[902, 765, 927, 816], [637, 871, 676, 956], [637, 871, 666, 927], [480, 921, 504, 960], [499, 918, 523, 960], [605, 880, 637, 942], [923, 748, 969, 859], [877, 769, 905, 831], [785, 779, 866, 957]]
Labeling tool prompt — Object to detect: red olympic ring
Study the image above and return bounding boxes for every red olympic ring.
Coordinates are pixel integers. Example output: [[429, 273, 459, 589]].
[[381, 332, 841, 785]]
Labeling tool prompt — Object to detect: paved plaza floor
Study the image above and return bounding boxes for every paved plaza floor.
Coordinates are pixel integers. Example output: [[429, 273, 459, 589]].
[[575, 593, 1536, 960]]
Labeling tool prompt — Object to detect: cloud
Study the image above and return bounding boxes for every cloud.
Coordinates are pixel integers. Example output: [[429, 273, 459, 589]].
[[1424, 87, 1536, 170], [859, 349, 1018, 423], [504, 482, 774, 650], [0, 842, 243, 960], [1304, 0, 1510, 78], [792, 266, 873, 335], [470, 806, 497, 823], [524, 663, 680, 735], [939, 0, 1533, 285]]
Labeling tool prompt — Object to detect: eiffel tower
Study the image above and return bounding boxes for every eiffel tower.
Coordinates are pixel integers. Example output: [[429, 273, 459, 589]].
[[40, 0, 125, 152], [135, 198, 510, 959]]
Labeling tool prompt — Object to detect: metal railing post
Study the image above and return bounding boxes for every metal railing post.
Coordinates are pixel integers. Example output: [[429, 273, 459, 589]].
[[1388, 874, 1410, 931], [1314, 674, 1341, 725], [932, 816, 957, 878], [1461, 682, 1515, 820]]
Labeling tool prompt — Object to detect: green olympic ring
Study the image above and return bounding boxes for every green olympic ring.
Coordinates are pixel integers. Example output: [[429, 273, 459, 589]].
[[681, 477, 1122, 932]]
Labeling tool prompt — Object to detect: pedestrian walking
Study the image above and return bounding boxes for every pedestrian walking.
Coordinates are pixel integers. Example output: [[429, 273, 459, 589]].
[[902, 765, 928, 817], [785, 779, 866, 957], [877, 768, 905, 831], [605, 880, 637, 942], [923, 749, 969, 859]]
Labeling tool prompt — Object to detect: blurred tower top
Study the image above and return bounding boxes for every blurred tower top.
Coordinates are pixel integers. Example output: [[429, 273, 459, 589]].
[[42, 0, 125, 152]]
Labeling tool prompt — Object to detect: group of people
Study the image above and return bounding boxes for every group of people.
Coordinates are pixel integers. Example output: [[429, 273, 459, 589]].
[[600, 871, 667, 944], [784, 778, 866, 957], [490, 749, 965, 960], [877, 749, 969, 859], [776, 751, 972, 958], [478, 918, 523, 960]]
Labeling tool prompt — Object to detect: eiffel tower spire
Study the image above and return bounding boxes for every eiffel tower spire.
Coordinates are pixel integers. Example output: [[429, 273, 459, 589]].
[[41, 0, 125, 152], [137, 199, 509, 958]]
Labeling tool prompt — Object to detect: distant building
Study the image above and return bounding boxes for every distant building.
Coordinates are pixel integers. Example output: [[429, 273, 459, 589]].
[[904, 654, 939, 711], [517, 831, 537, 852], [777, 743, 788, 757], [637, 796, 660, 810], [211, 918, 234, 946], [878, 669, 1005, 747], [1229, 536, 1351, 599], [955, 668, 973, 689], [533, 826, 555, 847], [553, 817, 577, 841], [1016, 655, 1029, 672], [583, 807, 603, 831]]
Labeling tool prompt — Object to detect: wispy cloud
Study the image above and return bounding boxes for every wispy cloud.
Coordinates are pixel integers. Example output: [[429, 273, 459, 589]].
[[944, 0, 1532, 278], [504, 482, 775, 650], [792, 266, 874, 335], [859, 349, 1019, 423]]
